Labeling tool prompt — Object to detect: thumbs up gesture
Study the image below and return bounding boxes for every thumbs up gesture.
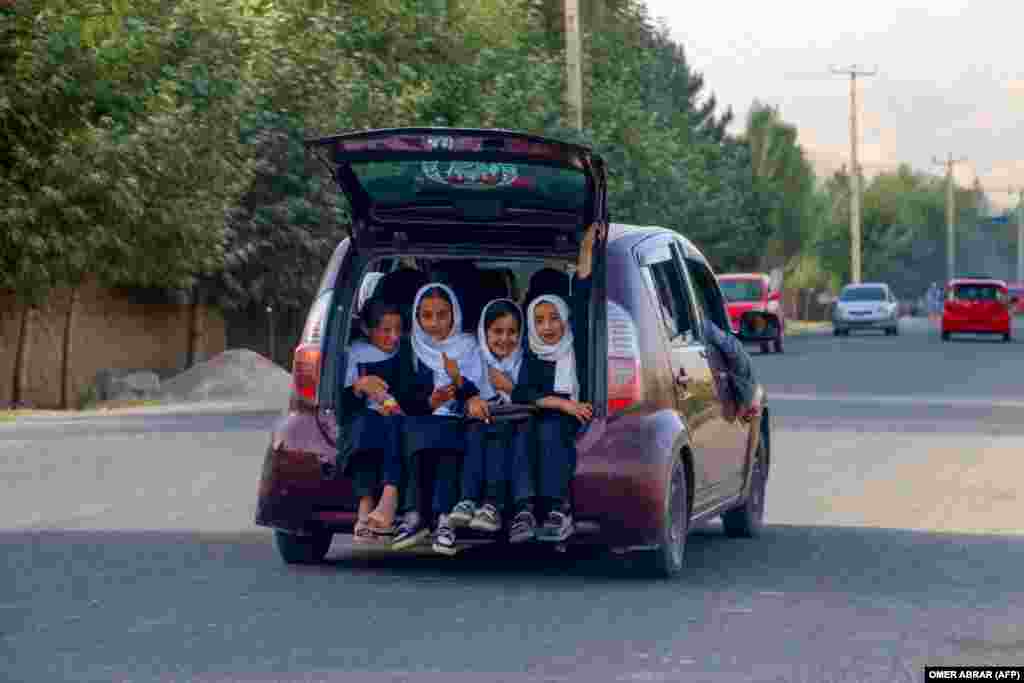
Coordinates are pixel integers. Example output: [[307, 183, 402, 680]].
[[442, 352, 462, 386]]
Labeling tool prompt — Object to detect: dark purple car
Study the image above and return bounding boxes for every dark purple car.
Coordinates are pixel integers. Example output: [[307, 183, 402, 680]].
[[254, 128, 773, 577]]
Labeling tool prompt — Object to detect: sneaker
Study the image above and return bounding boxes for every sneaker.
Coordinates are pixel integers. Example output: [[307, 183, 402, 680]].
[[448, 500, 477, 528], [537, 508, 573, 543], [432, 516, 458, 556], [508, 508, 537, 544], [469, 503, 501, 533], [392, 512, 429, 550]]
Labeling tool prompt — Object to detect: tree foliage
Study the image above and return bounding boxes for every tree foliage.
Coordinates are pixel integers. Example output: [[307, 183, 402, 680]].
[[4, 0, 839, 315]]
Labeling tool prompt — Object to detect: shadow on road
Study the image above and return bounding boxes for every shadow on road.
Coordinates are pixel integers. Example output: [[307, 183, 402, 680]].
[[5, 524, 1022, 596]]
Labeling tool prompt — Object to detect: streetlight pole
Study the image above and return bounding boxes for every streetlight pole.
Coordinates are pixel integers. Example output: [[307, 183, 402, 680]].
[[933, 154, 968, 282], [564, 0, 583, 131], [831, 65, 877, 284]]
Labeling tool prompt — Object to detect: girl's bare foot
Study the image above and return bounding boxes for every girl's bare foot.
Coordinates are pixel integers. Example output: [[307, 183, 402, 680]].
[[367, 485, 399, 531]]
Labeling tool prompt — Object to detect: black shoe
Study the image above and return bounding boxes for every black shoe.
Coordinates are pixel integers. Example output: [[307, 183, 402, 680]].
[[537, 508, 573, 543], [509, 508, 538, 544], [432, 516, 458, 556]]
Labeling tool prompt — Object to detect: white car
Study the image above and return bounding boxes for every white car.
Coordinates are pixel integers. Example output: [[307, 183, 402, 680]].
[[832, 283, 900, 336]]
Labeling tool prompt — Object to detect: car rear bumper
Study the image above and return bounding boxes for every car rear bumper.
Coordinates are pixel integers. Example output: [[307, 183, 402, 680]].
[[833, 316, 896, 329]]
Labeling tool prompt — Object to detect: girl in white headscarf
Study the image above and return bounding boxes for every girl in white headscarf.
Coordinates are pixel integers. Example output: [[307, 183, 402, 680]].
[[445, 299, 529, 540], [392, 282, 490, 554], [509, 223, 602, 544]]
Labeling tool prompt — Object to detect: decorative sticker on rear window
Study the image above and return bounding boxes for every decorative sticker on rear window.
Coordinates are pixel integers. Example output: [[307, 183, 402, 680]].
[[421, 160, 520, 188]]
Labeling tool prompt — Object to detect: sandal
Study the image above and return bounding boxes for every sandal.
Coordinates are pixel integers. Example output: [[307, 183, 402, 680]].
[[353, 519, 377, 544]]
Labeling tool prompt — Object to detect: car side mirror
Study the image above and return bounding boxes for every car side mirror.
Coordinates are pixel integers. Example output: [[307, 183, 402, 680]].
[[735, 310, 779, 342]]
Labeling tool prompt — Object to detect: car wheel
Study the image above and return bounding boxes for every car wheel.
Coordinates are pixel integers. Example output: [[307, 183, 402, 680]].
[[760, 341, 772, 354], [773, 335, 784, 353], [833, 327, 841, 337], [1003, 332, 1012, 343], [941, 331, 950, 342], [274, 529, 332, 564], [892, 325, 900, 336], [722, 439, 767, 538], [635, 457, 688, 579]]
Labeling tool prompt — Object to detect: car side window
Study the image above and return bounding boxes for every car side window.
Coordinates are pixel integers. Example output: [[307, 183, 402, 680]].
[[639, 243, 694, 343], [683, 256, 731, 334]]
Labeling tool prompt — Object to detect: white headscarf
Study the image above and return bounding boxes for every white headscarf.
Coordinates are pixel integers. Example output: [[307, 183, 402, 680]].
[[526, 294, 578, 402], [343, 340, 397, 412], [411, 283, 483, 415], [357, 272, 385, 313], [476, 298, 524, 403]]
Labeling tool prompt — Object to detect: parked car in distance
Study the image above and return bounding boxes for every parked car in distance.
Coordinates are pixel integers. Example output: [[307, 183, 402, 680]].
[[942, 277, 1015, 342], [831, 282, 900, 336], [718, 273, 785, 353], [254, 127, 772, 579]]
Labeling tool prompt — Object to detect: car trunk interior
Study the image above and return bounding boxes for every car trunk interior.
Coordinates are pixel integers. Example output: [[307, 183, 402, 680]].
[[317, 248, 607, 442]]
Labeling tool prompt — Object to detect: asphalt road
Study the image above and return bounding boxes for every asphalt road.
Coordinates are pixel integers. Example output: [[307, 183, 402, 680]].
[[3, 316, 1024, 683]]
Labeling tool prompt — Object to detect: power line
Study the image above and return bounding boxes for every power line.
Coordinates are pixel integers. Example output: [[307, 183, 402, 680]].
[[831, 65, 877, 284]]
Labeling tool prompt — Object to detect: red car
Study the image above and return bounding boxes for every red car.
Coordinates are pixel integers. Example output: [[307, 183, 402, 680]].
[[718, 273, 785, 353], [941, 277, 1016, 342], [254, 128, 771, 578]]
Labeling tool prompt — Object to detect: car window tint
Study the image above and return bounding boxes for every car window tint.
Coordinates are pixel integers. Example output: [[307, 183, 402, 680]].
[[684, 258, 730, 332], [719, 278, 763, 302], [644, 256, 693, 342]]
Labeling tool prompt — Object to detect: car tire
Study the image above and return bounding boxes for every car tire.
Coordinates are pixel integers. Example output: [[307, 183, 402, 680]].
[[274, 529, 332, 564], [833, 327, 841, 337], [635, 457, 688, 579], [941, 331, 950, 342], [773, 336, 784, 353], [722, 439, 767, 539], [760, 341, 772, 354], [1003, 332, 1012, 343]]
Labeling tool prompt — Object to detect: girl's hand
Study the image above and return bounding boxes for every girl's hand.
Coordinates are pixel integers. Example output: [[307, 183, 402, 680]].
[[375, 400, 404, 417], [430, 384, 457, 411], [355, 374, 388, 399], [442, 352, 462, 386], [488, 367, 514, 394], [560, 399, 593, 423], [466, 396, 491, 423]]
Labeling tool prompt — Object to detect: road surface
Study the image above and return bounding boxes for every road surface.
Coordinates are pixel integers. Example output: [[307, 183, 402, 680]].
[[3, 316, 1023, 682]]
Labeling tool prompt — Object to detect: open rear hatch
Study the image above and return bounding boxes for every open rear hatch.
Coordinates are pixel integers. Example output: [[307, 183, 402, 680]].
[[306, 128, 606, 254]]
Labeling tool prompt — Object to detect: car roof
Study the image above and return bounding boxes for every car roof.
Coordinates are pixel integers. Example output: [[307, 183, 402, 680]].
[[718, 272, 768, 280], [608, 223, 713, 269], [842, 282, 889, 289], [949, 277, 1007, 287]]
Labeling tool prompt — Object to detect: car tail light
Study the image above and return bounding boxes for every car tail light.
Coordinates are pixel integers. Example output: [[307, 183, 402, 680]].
[[608, 356, 641, 413], [292, 292, 332, 406], [607, 301, 642, 414]]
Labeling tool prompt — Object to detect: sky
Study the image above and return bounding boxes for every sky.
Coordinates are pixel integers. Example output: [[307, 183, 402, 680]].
[[643, 0, 1023, 211]]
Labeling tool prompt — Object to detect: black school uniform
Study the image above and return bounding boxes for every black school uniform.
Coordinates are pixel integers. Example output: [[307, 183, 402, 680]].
[[460, 364, 533, 510], [511, 275, 591, 509], [335, 351, 405, 499], [400, 361, 481, 520]]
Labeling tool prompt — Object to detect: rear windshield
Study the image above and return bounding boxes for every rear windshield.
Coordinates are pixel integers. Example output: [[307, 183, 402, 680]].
[[840, 286, 887, 302], [350, 160, 586, 210], [719, 279, 764, 302], [953, 284, 1002, 301]]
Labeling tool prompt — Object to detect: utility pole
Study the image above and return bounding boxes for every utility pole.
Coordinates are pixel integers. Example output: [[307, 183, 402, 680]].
[[564, 0, 583, 131], [831, 65, 877, 283], [933, 154, 968, 282]]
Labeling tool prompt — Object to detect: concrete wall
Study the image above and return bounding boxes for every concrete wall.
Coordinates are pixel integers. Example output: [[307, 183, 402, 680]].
[[0, 280, 225, 409]]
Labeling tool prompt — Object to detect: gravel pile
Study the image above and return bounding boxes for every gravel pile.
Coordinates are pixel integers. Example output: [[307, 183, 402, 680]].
[[159, 349, 292, 406]]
